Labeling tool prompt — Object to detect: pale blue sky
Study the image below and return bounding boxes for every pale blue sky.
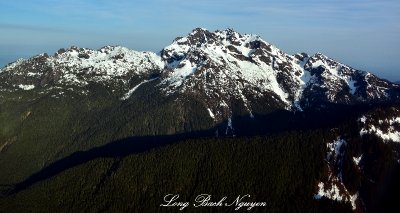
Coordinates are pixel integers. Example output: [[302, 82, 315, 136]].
[[0, 0, 399, 80]]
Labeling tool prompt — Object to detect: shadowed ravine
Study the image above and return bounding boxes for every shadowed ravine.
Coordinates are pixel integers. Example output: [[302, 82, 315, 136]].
[[9, 131, 212, 194], [5, 103, 380, 195]]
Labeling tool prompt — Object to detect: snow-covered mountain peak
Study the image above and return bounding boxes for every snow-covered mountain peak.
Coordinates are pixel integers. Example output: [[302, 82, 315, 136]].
[[159, 28, 310, 119], [0, 58, 26, 73], [305, 52, 364, 78], [1, 28, 399, 118], [161, 28, 278, 64], [155, 28, 400, 120], [0, 45, 164, 92], [48, 46, 164, 85], [294, 52, 310, 62], [300, 52, 400, 105]]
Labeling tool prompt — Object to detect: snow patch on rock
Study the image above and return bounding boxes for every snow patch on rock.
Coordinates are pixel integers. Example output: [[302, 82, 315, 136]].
[[18, 84, 35, 90], [359, 114, 400, 143]]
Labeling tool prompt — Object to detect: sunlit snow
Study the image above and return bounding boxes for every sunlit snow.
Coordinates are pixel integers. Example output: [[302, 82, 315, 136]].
[[18, 84, 35, 90]]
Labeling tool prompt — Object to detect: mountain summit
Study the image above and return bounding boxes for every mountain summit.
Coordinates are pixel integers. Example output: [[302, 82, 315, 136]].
[[161, 28, 399, 112], [1, 28, 399, 123]]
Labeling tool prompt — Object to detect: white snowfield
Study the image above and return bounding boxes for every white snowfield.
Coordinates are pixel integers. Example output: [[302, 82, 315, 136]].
[[0, 46, 164, 87], [162, 29, 297, 106], [48, 46, 164, 85]]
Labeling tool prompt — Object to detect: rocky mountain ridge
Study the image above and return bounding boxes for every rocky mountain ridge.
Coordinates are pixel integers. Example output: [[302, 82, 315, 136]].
[[1, 28, 399, 122]]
